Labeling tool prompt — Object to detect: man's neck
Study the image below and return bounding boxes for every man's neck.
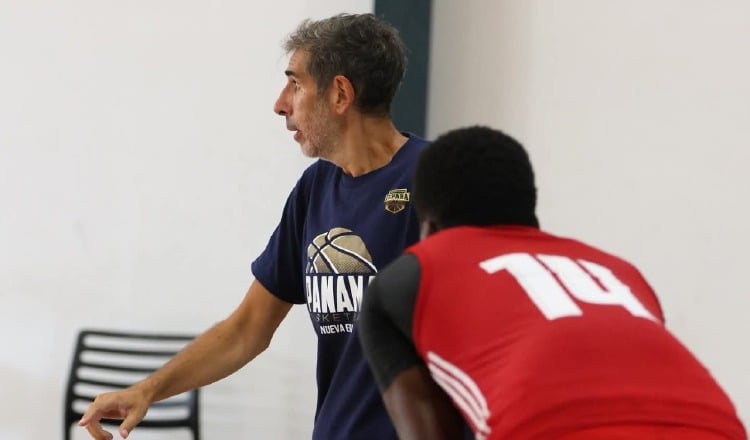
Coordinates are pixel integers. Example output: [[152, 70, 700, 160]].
[[326, 117, 409, 177]]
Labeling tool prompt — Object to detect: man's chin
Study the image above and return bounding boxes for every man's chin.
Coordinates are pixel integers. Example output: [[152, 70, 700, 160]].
[[299, 143, 320, 158]]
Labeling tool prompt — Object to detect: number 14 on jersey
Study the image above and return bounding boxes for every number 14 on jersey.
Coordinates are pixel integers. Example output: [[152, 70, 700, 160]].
[[479, 252, 657, 321]]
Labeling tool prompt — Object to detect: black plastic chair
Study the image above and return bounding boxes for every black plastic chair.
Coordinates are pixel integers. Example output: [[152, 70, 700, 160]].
[[64, 329, 200, 440]]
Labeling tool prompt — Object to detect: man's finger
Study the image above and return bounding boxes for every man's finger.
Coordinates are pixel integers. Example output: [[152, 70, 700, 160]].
[[79, 396, 117, 427], [120, 407, 146, 438], [79, 404, 101, 426], [118, 406, 146, 439], [84, 420, 114, 440]]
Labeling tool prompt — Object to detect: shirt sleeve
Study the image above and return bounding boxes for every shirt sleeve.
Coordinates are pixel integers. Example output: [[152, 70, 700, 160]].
[[358, 253, 423, 391], [250, 176, 309, 304]]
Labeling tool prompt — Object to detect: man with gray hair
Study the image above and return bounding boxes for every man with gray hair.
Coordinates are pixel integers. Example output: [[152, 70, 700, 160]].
[[80, 13, 429, 440]]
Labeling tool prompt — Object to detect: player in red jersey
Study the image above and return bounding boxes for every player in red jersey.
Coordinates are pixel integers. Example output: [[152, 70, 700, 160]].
[[358, 126, 747, 439]]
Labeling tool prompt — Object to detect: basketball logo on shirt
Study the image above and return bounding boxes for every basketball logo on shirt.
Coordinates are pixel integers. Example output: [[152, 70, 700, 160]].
[[305, 228, 378, 335], [306, 227, 377, 274], [384, 188, 410, 214]]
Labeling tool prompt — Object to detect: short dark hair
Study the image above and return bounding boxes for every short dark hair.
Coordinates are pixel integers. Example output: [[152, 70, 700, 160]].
[[413, 126, 539, 228], [283, 13, 407, 116]]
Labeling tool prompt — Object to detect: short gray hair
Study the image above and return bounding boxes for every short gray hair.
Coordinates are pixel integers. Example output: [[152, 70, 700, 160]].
[[283, 13, 407, 116]]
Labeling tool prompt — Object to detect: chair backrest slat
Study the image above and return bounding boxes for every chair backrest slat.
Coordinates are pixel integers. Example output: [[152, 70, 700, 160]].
[[81, 347, 182, 357], [78, 360, 158, 373]]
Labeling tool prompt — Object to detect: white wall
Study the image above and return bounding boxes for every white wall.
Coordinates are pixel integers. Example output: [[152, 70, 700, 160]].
[[429, 0, 750, 427], [0, 1, 372, 439]]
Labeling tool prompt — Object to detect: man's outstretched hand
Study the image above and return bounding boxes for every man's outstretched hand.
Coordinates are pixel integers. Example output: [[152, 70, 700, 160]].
[[78, 387, 150, 439]]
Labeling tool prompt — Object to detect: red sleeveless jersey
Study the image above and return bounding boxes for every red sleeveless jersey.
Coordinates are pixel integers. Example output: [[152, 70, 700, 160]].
[[408, 226, 746, 439]]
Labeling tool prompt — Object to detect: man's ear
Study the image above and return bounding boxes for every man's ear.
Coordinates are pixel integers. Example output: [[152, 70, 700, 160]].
[[329, 74, 355, 114], [419, 218, 441, 240]]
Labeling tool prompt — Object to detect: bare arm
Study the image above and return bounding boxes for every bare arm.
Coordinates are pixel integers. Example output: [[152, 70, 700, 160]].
[[79, 279, 292, 439], [139, 280, 291, 400], [382, 366, 466, 440], [358, 255, 468, 439]]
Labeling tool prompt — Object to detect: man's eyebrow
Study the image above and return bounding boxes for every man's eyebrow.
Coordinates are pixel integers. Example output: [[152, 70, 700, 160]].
[[284, 70, 297, 78]]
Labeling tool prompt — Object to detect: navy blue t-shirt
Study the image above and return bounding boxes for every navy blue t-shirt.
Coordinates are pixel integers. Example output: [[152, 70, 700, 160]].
[[251, 134, 428, 439]]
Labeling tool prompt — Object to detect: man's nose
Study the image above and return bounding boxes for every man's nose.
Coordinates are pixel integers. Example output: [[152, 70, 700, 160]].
[[273, 91, 288, 116]]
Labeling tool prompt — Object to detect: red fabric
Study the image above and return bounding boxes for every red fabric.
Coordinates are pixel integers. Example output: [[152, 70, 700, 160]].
[[559, 424, 736, 440], [409, 226, 746, 440]]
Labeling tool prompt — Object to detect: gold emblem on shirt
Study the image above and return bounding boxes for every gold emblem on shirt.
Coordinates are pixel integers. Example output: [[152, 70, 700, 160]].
[[384, 188, 410, 214]]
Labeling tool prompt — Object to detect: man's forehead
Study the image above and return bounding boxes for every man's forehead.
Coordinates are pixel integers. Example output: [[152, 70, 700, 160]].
[[285, 49, 310, 76]]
